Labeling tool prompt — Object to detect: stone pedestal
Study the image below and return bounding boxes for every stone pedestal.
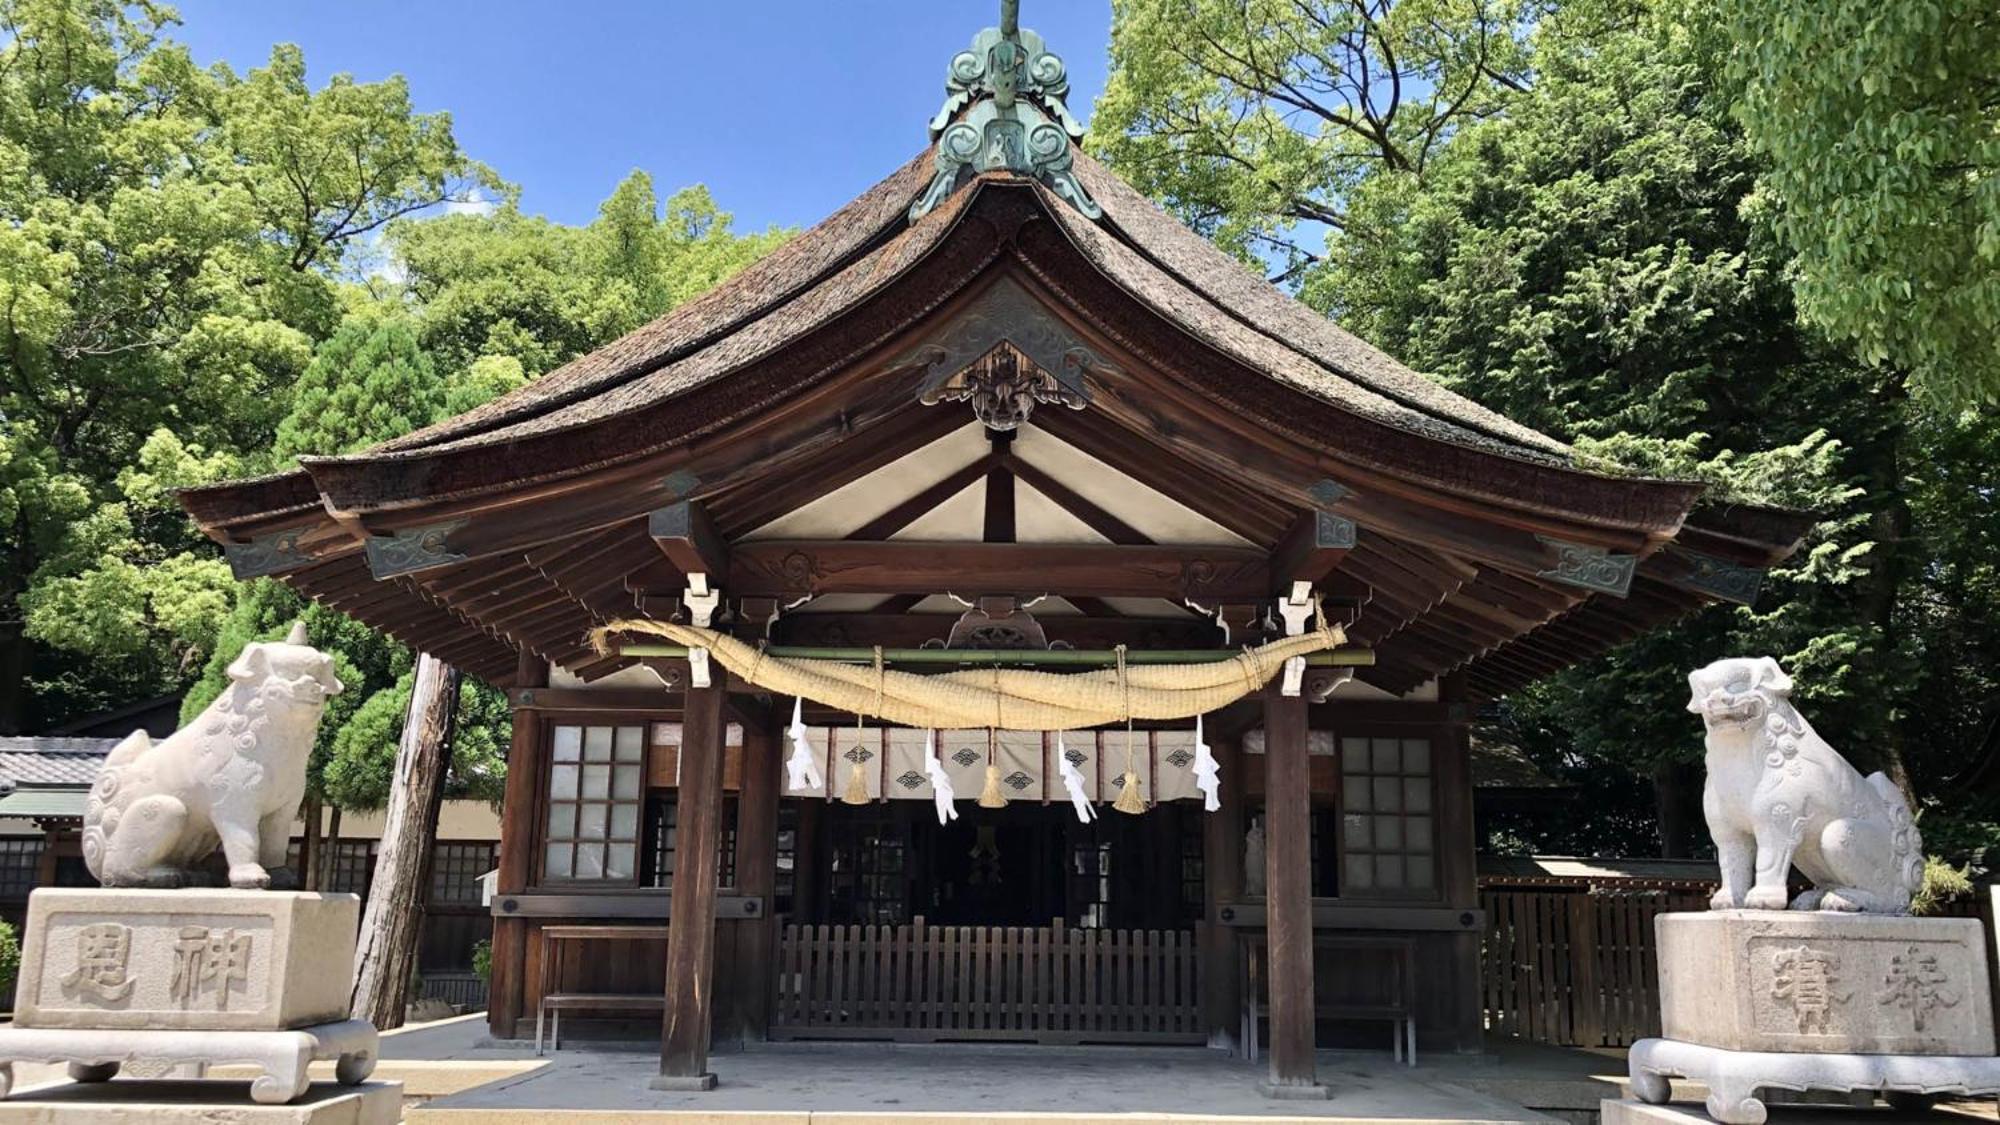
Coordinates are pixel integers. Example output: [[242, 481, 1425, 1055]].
[[1632, 910, 2000, 1124], [1658, 911, 1992, 1055], [0, 889, 376, 1106]]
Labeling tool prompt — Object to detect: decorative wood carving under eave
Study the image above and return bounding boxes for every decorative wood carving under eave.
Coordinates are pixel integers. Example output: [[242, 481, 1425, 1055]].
[[221, 526, 314, 579], [1533, 536, 1639, 597], [901, 277, 1104, 430], [364, 520, 470, 579], [1656, 547, 1767, 606]]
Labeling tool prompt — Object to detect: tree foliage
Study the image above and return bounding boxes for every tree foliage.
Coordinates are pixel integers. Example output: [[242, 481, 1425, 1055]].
[[5, 1, 785, 828], [1715, 0, 2000, 407], [1097, 0, 2000, 856]]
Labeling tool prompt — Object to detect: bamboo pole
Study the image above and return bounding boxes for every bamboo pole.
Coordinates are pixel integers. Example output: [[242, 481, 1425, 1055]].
[[611, 644, 1375, 667]]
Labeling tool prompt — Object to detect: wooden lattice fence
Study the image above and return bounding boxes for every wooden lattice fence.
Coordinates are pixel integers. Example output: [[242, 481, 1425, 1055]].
[[772, 917, 1204, 1043], [1480, 888, 1709, 1047]]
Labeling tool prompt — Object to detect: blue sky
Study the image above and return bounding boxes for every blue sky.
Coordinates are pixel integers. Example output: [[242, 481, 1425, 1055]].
[[170, 1, 1115, 234]]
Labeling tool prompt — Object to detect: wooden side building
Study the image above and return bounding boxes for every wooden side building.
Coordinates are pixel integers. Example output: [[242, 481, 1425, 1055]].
[[181, 3, 1808, 1095]]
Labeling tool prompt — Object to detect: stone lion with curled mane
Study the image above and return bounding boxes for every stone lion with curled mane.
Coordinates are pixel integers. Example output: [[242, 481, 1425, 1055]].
[[1690, 656, 1923, 913], [82, 622, 342, 890]]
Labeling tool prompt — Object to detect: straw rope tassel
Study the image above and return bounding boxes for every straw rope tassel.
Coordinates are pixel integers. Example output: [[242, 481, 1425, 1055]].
[[841, 648, 886, 805], [1112, 646, 1146, 815], [979, 670, 1008, 808]]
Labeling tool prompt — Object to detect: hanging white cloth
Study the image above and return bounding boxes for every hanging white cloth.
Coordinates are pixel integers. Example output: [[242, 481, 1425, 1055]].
[[1056, 732, 1096, 823], [923, 729, 958, 825], [785, 697, 824, 793], [1192, 713, 1221, 812]]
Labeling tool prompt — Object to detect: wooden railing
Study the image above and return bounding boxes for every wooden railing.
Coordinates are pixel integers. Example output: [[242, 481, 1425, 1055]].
[[773, 917, 1204, 1043], [1480, 889, 1708, 1047]]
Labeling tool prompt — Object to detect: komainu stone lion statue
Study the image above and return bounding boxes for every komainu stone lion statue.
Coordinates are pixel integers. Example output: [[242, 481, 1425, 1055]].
[[1689, 656, 1923, 913], [83, 622, 341, 889]]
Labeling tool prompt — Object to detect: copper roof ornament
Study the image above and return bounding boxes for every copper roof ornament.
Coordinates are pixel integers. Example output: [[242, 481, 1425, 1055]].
[[910, 0, 1101, 223]]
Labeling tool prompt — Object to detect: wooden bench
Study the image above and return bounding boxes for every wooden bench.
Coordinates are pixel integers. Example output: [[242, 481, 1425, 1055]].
[[1240, 933, 1418, 1067], [535, 924, 670, 1055]]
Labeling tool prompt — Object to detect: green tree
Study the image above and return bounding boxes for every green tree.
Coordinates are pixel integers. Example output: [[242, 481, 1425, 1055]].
[[1715, 0, 2000, 407], [274, 314, 444, 461], [0, 0, 489, 732], [390, 172, 786, 377], [1096, 0, 2000, 853], [1088, 0, 1538, 276]]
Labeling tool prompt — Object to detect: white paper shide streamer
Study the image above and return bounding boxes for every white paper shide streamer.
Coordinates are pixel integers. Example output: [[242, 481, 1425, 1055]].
[[922, 730, 957, 825], [785, 697, 824, 793], [1192, 713, 1221, 812], [1056, 731, 1096, 823]]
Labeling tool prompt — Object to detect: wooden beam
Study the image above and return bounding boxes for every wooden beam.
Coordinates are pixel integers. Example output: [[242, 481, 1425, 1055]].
[[983, 431, 1016, 544], [729, 541, 1271, 600], [648, 501, 729, 580], [655, 679, 727, 1089], [1270, 511, 1355, 592], [1260, 690, 1325, 1097], [848, 456, 991, 541], [999, 451, 1152, 546], [1201, 738, 1246, 1050]]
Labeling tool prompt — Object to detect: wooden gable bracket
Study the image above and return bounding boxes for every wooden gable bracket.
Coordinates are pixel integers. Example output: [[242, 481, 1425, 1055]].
[[1534, 536, 1639, 597], [222, 525, 314, 580], [901, 276, 1105, 430]]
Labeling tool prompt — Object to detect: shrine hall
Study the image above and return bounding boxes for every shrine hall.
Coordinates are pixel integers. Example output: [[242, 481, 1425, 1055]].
[[180, 0, 1810, 1097]]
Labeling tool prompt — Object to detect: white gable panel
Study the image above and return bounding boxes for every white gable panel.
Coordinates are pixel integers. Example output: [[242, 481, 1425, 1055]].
[[744, 421, 989, 540], [1012, 426, 1252, 547], [1014, 482, 1109, 544], [890, 478, 986, 541]]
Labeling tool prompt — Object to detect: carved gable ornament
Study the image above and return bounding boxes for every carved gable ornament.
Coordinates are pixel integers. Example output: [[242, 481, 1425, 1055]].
[[910, 1, 1100, 223], [904, 277, 1104, 430]]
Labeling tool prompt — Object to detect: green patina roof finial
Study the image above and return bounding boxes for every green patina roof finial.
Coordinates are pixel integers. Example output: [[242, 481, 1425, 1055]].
[[908, 0, 1100, 224]]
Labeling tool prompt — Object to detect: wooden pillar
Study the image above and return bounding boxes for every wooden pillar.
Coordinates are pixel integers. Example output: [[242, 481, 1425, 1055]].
[[487, 651, 546, 1039], [1261, 691, 1327, 1098], [724, 719, 781, 1042], [1436, 672, 1484, 1053], [1201, 738, 1246, 1050], [792, 798, 823, 923], [655, 678, 726, 1089]]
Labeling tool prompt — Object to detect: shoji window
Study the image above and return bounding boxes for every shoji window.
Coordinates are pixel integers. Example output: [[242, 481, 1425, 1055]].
[[1338, 735, 1436, 896], [544, 724, 645, 882]]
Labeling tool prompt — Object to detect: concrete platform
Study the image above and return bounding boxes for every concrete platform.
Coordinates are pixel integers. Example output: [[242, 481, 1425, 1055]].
[[0, 1079, 400, 1122], [402, 1041, 1560, 1122]]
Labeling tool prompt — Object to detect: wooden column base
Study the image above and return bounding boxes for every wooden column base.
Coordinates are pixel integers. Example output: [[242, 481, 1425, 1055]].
[[648, 1073, 718, 1091], [1259, 1081, 1331, 1101]]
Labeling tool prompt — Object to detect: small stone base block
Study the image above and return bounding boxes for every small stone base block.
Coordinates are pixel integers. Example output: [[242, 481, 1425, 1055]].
[[14, 888, 360, 1032], [646, 1073, 718, 1091], [1629, 1036, 2000, 1124], [1257, 1081, 1331, 1100], [0, 1019, 377, 1105], [1657, 910, 1993, 1055], [0, 1079, 400, 1123]]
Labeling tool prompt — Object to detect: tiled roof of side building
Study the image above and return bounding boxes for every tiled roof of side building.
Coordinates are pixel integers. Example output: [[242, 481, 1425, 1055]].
[[0, 737, 120, 787]]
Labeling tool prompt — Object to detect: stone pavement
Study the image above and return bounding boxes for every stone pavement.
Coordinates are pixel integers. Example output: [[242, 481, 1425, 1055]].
[[391, 1022, 1559, 1122]]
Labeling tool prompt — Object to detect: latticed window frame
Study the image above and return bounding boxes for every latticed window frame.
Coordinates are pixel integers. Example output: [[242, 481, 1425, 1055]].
[[540, 722, 648, 885], [0, 836, 42, 899], [429, 841, 496, 906], [1336, 732, 1439, 900]]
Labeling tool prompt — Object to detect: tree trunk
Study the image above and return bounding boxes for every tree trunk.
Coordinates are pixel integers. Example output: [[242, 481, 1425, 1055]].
[[350, 652, 459, 1030], [320, 806, 343, 891], [300, 796, 323, 891], [1860, 377, 1918, 805]]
